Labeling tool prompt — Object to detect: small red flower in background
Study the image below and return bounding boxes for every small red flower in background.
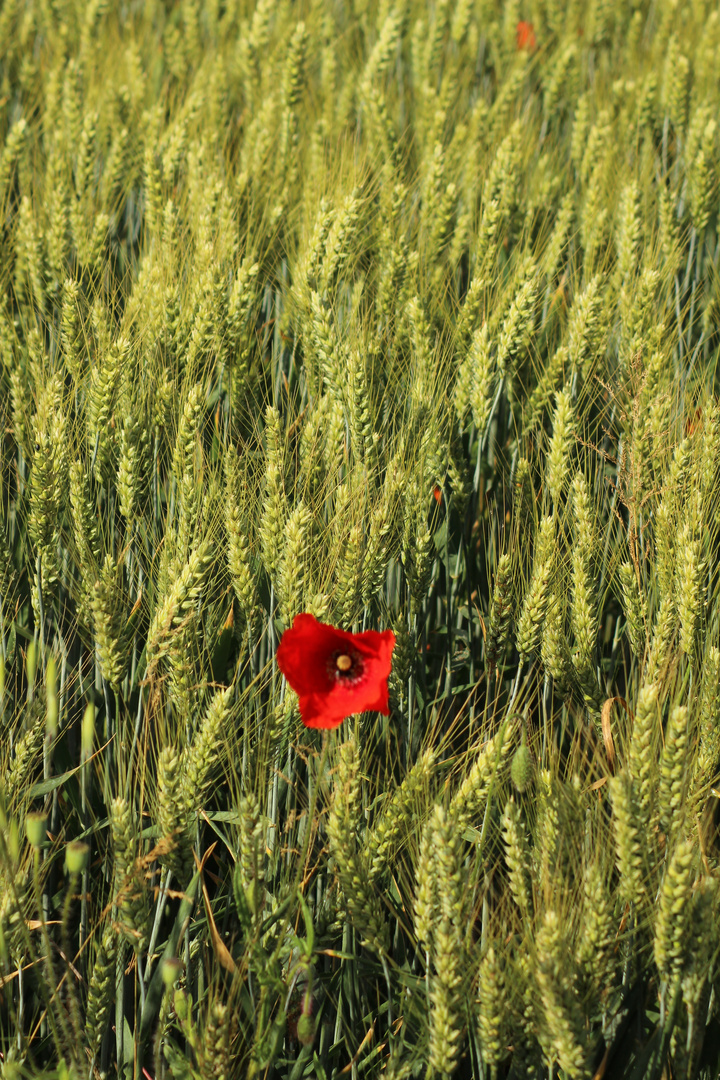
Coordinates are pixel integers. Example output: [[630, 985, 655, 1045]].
[[516, 20, 536, 50], [276, 613, 396, 729]]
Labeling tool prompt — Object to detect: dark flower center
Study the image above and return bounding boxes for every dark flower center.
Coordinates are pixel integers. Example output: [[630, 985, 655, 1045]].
[[329, 649, 364, 683]]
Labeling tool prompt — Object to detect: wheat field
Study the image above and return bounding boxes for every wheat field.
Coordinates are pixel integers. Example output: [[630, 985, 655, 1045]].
[[1, 0, 720, 1077]]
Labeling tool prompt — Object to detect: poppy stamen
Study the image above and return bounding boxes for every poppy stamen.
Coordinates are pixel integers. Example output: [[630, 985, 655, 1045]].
[[336, 654, 353, 672]]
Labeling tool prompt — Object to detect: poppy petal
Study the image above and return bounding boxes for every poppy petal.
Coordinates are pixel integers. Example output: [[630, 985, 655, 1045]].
[[276, 614, 342, 695]]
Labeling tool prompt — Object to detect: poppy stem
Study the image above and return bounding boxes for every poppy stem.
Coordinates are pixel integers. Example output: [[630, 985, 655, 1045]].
[[299, 731, 333, 876]]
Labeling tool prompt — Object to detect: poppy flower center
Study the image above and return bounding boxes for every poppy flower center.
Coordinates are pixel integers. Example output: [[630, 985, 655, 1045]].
[[328, 649, 364, 684]]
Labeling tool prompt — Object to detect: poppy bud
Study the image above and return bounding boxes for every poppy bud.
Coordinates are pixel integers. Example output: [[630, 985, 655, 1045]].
[[162, 958, 183, 987], [511, 744, 534, 793], [297, 1012, 316, 1046], [65, 841, 90, 874], [26, 812, 47, 848], [516, 20, 536, 50]]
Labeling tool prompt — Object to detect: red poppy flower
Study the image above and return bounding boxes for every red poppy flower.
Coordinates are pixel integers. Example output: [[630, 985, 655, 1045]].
[[516, 20, 536, 50], [276, 613, 396, 729]]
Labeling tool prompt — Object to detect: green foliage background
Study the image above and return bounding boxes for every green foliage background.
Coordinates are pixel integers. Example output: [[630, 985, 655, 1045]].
[[1, 0, 720, 1076]]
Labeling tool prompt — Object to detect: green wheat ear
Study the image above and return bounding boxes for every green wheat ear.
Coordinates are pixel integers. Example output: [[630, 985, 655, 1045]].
[[610, 771, 644, 908], [91, 554, 129, 691], [502, 798, 532, 919], [486, 552, 514, 677], [692, 646, 720, 800], [628, 682, 660, 830], [516, 516, 555, 661], [146, 541, 213, 674], [658, 706, 691, 839], [653, 837, 695, 986], [226, 486, 259, 636], [366, 748, 435, 881], [259, 405, 286, 583], [412, 799, 469, 1077], [619, 562, 647, 658], [542, 589, 571, 693], [546, 390, 574, 508], [327, 739, 388, 952], [85, 924, 118, 1057], [676, 524, 704, 662], [237, 791, 265, 919], [578, 859, 615, 999], [477, 943, 509, 1073], [450, 723, 515, 831], [535, 909, 590, 1079], [110, 797, 149, 953], [278, 502, 312, 627], [184, 686, 234, 815], [5, 710, 46, 807], [156, 746, 192, 882]]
